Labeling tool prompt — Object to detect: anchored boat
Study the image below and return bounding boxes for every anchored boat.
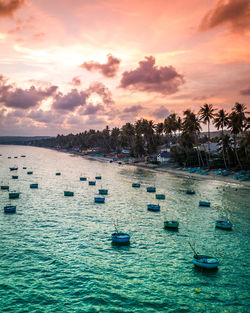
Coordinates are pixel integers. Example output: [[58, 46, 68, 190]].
[[9, 167, 18, 171], [94, 197, 105, 203], [89, 181, 96, 186], [64, 191, 74, 196], [189, 242, 218, 269], [56, 172, 61, 176], [111, 232, 130, 244], [12, 175, 18, 179], [199, 201, 210, 207], [132, 183, 140, 188], [156, 194, 165, 200], [80, 177, 87, 181], [186, 190, 195, 195], [9, 192, 20, 199], [1, 185, 9, 190], [99, 189, 108, 195], [164, 220, 179, 229], [147, 187, 156, 193], [27, 171, 33, 175], [215, 220, 232, 230], [4, 205, 16, 213], [30, 183, 38, 189], [147, 204, 160, 211]]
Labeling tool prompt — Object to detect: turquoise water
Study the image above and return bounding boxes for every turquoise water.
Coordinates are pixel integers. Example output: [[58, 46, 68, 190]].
[[0, 145, 249, 313]]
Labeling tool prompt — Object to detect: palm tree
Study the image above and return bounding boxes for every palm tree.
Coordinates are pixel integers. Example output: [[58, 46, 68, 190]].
[[199, 104, 216, 162], [214, 109, 229, 168], [228, 111, 242, 168]]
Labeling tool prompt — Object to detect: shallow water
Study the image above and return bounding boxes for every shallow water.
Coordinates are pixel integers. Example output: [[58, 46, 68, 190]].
[[0, 145, 249, 313]]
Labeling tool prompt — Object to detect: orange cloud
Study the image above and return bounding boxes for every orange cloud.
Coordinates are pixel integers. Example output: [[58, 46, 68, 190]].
[[0, 0, 24, 18]]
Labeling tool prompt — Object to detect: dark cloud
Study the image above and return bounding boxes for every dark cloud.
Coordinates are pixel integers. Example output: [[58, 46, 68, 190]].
[[0, 75, 58, 109], [69, 76, 81, 87], [123, 104, 143, 113], [152, 106, 170, 119], [0, 0, 24, 18], [199, 0, 250, 32], [86, 82, 114, 105], [81, 104, 104, 115], [28, 110, 64, 124], [80, 54, 121, 78], [120, 56, 184, 95], [240, 86, 250, 95], [53, 89, 88, 111]]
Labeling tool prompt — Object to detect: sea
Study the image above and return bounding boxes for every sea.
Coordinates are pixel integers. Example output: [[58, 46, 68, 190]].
[[0, 145, 249, 313]]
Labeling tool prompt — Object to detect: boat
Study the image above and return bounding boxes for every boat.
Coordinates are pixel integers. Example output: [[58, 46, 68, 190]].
[[64, 191, 74, 196], [111, 232, 130, 244], [99, 189, 108, 195], [23, 167, 27, 169], [199, 201, 210, 207], [1, 185, 9, 190], [156, 194, 165, 200], [186, 190, 195, 195], [94, 197, 105, 203], [56, 172, 61, 176], [95, 175, 102, 180], [147, 204, 160, 211], [9, 192, 20, 199], [12, 175, 18, 179], [4, 205, 16, 213], [14, 156, 18, 159], [8, 157, 11, 159], [132, 183, 140, 188], [89, 181, 96, 186], [164, 220, 179, 229], [192, 255, 219, 269], [80, 177, 87, 181], [21, 155, 26, 157], [30, 183, 38, 189], [146, 187, 156, 193], [9, 167, 18, 171], [27, 171, 33, 175], [215, 220, 232, 230]]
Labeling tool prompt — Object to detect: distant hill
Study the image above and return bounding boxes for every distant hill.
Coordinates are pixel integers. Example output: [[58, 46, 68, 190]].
[[0, 136, 52, 145]]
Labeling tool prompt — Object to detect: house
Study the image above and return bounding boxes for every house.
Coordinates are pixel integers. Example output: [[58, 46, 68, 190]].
[[157, 151, 170, 164]]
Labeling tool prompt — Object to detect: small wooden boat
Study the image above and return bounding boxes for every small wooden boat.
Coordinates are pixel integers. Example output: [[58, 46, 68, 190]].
[[147, 187, 156, 193], [21, 155, 26, 158], [215, 220, 232, 230], [30, 183, 38, 189], [9, 192, 20, 199], [186, 190, 195, 195], [56, 172, 61, 176], [12, 175, 18, 179], [164, 220, 179, 229], [156, 194, 165, 200], [89, 181, 96, 186], [4, 205, 16, 213], [99, 189, 108, 195], [80, 177, 86, 181], [111, 232, 130, 244], [1, 185, 9, 190], [199, 201, 210, 207], [64, 191, 74, 196], [95, 176, 102, 180], [14, 156, 18, 159], [23, 167, 27, 169], [9, 167, 18, 171], [147, 204, 160, 211], [193, 255, 219, 269], [94, 197, 105, 203], [27, 171, 33, 175], [132, 183, 140, 188]]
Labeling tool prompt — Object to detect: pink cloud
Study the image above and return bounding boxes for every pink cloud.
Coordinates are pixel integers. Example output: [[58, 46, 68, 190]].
[[69, 76, 81, 87], [0, 0, 24, 18]]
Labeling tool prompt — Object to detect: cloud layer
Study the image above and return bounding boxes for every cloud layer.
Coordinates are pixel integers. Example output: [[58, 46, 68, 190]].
[[120, 56, 184, 94], [0, 0, 24, 18]]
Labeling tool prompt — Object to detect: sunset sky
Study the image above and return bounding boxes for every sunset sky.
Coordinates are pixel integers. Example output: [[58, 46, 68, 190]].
[[0, 0, 249, 136]]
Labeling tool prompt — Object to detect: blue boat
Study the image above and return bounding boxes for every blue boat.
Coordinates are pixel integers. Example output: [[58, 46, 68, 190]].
[[9, 167, 18, 171], [27, 171, 33, 175], [132, 183, 140, 188], [12, 175, 18, 179], [156, 194, 165, 200], [64, 191, 74, 196], [186, 190, 195, 195], [30, 183, 38, 189], [9, 192, 20, 199], [147, 204, 160, 211], [99, 189, 108, 195], [23, 167, 27, 169], [192, 254, 219, 269], [215, 220, 232, 230], [80, 177, 87, 181], [147, 187, 156, 193], [4, 205, 16, 213], [164, 220, 179, 229], [94, 197, 105, 203], [199, 201, 210, 207], [111, 232, 130, 244], [89, 181, 96, 186], [95, 176, 102, 180], [1, 185, 9, 190], [56, 172, 61, 176]]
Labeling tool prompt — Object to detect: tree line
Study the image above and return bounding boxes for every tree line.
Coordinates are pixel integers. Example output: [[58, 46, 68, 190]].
[[32, 102, 249, 169]]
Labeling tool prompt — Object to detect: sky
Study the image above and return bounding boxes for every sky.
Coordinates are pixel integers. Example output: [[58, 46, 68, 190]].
[[0, 0, 249, 136]]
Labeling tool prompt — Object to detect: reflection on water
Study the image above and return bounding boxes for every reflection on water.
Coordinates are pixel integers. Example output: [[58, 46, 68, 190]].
[[0, 145, 249, 312]]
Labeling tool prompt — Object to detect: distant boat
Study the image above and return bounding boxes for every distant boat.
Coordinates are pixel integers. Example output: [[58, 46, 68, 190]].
[[89, 181, 96, 186], [99, 189, 108, 195], [215, 220, 232, 230], [27, 171, 33, 175], [189, 242, 218, 269], [23, 167, 27, 169], [94, 197, 105, 203], [14, 156, 18, 159], [111, 232, 130, 244], [8, 157, 11, 159], [1, 185, 9, 190], [147, 204, 160, 211], [132, 183, 140, 188], [56, 172, 61, 176], [30, 183, 38, 189], [12, 175, 18, 179], [21, 155, 26, 158], [9, 192, 20, 199], [186, 190, 195, 195], [95, 175, 102, 180], [164, 220, 179, 229], [64, 191, 74, 196], [147, 187, 156, 193], [80, 177, 87, 181], [199, 201, 210, 207], [9, 167, 18, 171], [156, 194, 165, 200], [4, 205, 16, 214]]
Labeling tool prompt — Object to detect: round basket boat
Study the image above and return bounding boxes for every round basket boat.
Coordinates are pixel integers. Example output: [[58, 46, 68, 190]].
[[64, 191, 74, 196], [12, 175, 18, 179], [164, 220, 179, 229], [186, 190, 195, 195], [1, 185, 9, 190], [94, 197, 105, 203], [95, 176, 102, 180], [132, 183, 140, 188], [89, 181, 96, 186], [199, 201, 210, 207], [4, 205, 16, 213], [111, 232, 130, 244], [215, 220, 232, 230], [99, 189, 108, 195], [192, 255, 218, 269], [56, 172, 61, 176], [156, 194, 165, 200], [80, 177, 87, 181], [147, 187, 156, 193], [30, 183, 38, 189], [9, 192, 20, 199], [147, 204, 160, 211]]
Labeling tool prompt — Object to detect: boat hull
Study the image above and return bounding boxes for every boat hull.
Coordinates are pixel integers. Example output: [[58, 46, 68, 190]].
[[192, 255, 218, 269], [147, 187, 156, 193], [4, 205, 16, 213], [30, 184, 38, 189], [89, 181, 96, 186], [132, 183, 140, 188], [99, 189, 108, 195], [215, 220, 232, 230], [80, 177, 87, 181], [164, 221, 179, 229], [94, 197, 105, 203], [199, 201, 210, 207], [1, 186, 9, 190], [156, 194, 165, 200], [9, 193, 20, 199], [147, 204, 160, 211], [64, 191, 74, 196], [186, 190, 195, 195], [111, 233, 130, 244]]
